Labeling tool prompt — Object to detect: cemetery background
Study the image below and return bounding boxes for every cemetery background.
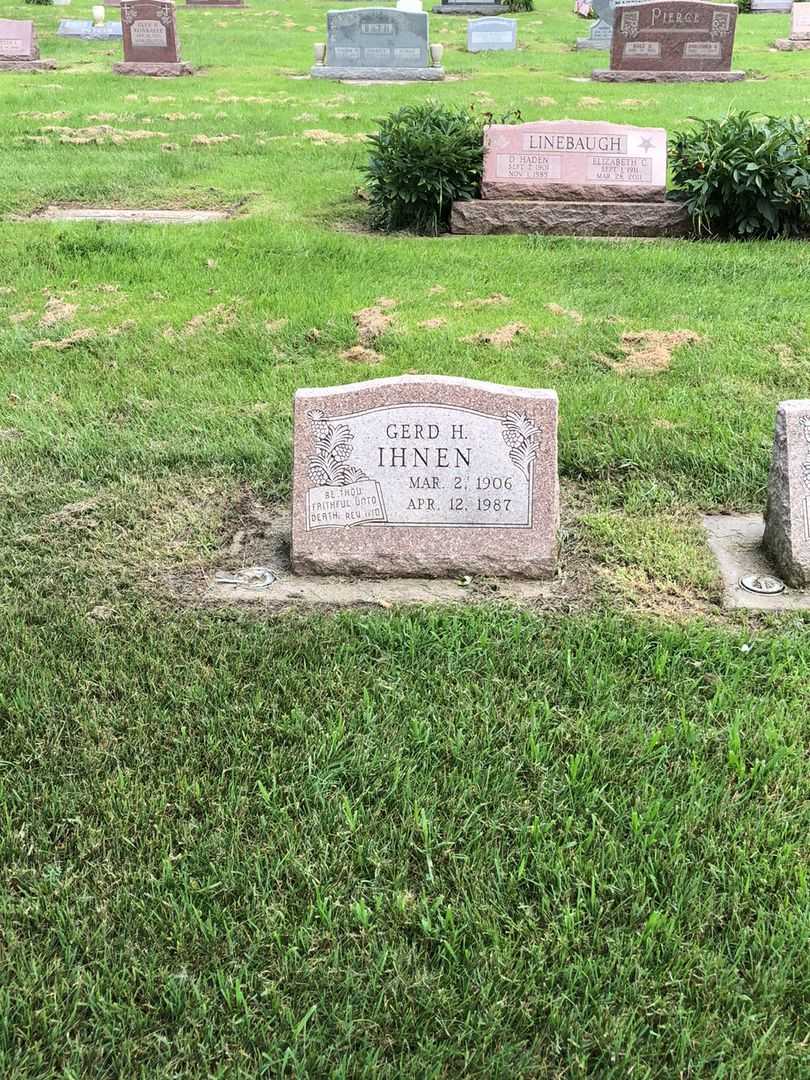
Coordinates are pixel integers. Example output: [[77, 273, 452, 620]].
[[0, 0, 809, 1075]]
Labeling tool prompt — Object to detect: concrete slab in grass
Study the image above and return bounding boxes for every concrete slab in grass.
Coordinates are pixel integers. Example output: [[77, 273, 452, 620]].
[[31, 207, 229, 224], [703, 513, 810, 611]]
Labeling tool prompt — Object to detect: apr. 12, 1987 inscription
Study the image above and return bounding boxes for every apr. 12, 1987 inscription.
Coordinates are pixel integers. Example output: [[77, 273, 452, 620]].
[[292, 376, 559, 579]]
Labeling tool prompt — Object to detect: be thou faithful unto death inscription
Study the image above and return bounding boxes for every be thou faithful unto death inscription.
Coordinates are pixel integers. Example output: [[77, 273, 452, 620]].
[[482, 120, 667, 201], [292, 376, 559, 579]]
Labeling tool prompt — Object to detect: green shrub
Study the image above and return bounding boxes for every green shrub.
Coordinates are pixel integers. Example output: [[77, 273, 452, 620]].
[[24, 0, 53, 5], [669, 112, 810, 238], [363, 101, 487, 236], [504, 0, 534, 11], [736, 0, 752, 12]]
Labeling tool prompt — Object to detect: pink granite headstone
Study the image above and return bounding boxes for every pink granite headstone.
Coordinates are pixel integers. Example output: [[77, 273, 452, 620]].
[[481, 120, 667, 202], [0, 18, 37, 60], [763, 400, 810, 587], [292, 375, 559, 579], [792, 3, 810, 36]]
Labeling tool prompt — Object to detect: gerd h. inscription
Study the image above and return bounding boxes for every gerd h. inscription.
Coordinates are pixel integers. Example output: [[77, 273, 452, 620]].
[[292, 376, 559, 579]]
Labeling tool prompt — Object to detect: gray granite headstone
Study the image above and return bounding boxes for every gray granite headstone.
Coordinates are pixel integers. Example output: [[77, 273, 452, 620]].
[[576, 0, 633, 50], [467, 16, 516, 51], [313, 6, 444, 79], [58, 19, 123, 37], [434, 2, 506, 14], [751, 0, 792, 11]]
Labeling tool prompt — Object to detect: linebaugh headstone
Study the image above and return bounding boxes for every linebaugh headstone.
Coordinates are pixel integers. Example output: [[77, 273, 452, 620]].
[[763, 401, 810, 587], [0, 18, 56, 70], [312, 7, 444, 80], [452, 119, 689, 236], [114, 0, 193, 75], [776, 2, 810, 48], [468, 16, 517, 50], [593, 0, 744, 81], [433, 1, 506, 14], [292, 375, 559, 578]]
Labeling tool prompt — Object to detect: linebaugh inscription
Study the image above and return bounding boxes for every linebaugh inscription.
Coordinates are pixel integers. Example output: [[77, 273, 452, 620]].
[[482, 120, 667, 201], [764, 400, 810, 587], [292, 376, 559, 578]]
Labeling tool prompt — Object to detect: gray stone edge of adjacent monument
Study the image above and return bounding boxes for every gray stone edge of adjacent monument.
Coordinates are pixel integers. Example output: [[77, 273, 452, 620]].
[[0, 59, 57, 71], [311, 65, 444, 80], [450, 199, 691, 237], [763, 402, 809, 588], [113, 61, 195, 75], [775, 36, 810, 47], [33, 207, 228, 223], [295, 375, 559, 402], [592, 69, 746, 82]]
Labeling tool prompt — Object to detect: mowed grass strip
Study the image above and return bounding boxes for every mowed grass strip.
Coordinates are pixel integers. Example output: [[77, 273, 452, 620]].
[[1, 608, 808, 1077]]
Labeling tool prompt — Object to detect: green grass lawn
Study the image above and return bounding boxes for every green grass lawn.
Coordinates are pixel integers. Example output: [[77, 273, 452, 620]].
[[1, 1, 809, 1075]]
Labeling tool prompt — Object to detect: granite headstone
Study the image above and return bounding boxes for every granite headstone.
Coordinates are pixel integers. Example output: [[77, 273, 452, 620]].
[[312, 7, 443, 80], [467, 15, 516, 50], [115, 0, 193, 75], [452, 118, 690, 236], [292, 375, 559, 579], [59, 18, 122, 37], [593, 0, 744, 81], [0, 18, 55, 69], [776, 2, 810, 47], [763, 400, 810, 587], [433, 1, 506, 14]]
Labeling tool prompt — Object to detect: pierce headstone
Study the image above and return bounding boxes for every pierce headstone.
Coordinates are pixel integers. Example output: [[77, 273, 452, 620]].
[[593, 0, 743, 81], [0, 18, 55, 70], [468, 16, 517, 50], [763, 400, 810, 587], [114, 0, 193, 75], [312, 7, 443, 80], [776, 2, 810, 47], [292, 375, 559, 579]]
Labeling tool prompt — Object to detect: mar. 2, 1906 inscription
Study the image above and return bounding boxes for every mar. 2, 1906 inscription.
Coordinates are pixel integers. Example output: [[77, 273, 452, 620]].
[[292, 376, 559, 579]]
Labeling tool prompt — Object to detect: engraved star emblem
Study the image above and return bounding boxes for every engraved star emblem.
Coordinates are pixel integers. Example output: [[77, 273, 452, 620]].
[[637, 137, 655, 153]]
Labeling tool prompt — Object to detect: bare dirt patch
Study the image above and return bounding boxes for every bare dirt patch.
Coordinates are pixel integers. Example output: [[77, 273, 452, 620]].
[[545, 302, 584, 325], [31, 329, 96, 351], [418, 318, 447, 330], [464, 322, 529, 348], [41, 125, 168, 145], [353, 298, 396, 345], [40, 297, 77, 328], [608, 329, 701, 376], [341, 345, 384, 364]]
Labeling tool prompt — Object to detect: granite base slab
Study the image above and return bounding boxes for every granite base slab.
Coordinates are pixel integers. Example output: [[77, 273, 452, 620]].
[[592, 68, 746, 82], [0, 59, 56, 72], [186, 1, 245, 6], [450, 199, 691, 237], [703, 514, 810, 611], [575, 37, 610, 50], [775, 37, 810, 48], [310, 64, 444, 81], [113, 61, 195, 76], [32, 206, 227, 223], [433, 4, 506, 12]]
